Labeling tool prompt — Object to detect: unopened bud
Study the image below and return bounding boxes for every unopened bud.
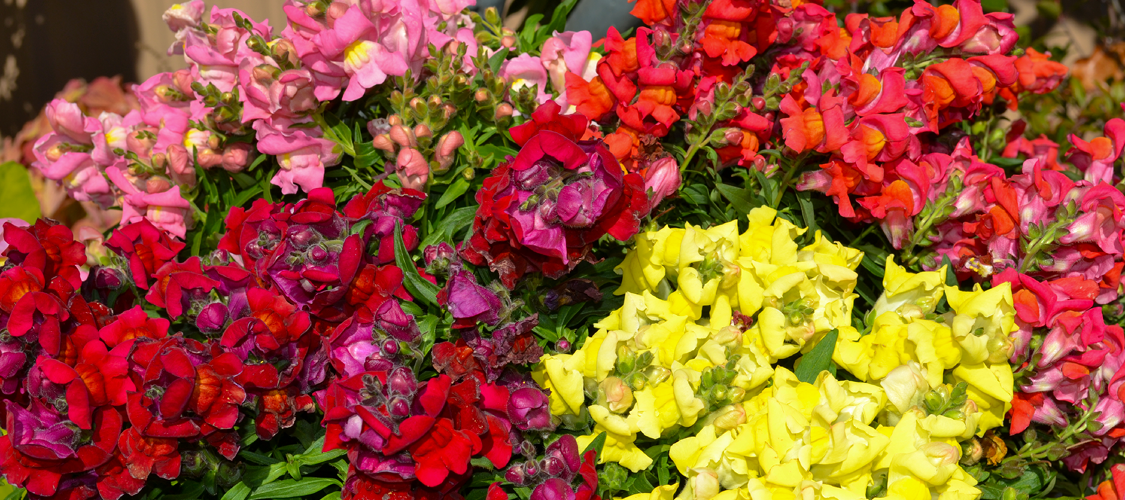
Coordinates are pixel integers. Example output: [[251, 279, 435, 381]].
[[198, 149, 223, 169], [495, 103, 514, 119], [387, 114, 403, 126], [752, 97, 765, 110], [172, 69, 195, 95], [500, 35, 517, 48], [271, 38, 298, 65], [387, 367, 417, 396], [723, 128, 745, 146], [474, 89, 490, 102], [145, 176, 173, 193], [221, 143, 252, 173], [687, 468, 721, 500], [151, 152, 167, 168], [961, 438, 984, 466], [597, 377, 634, 413], [389, 125, 417, 148], [712, 404, 746, 430], [305, 1, 326, 17], [93, 267, 126, 290], [413, 124, 431, 139], [433, 131, 464, 172], [372, 134, 396, 153]]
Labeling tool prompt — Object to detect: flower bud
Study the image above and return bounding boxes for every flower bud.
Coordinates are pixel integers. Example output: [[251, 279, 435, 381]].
[[145, 176, 173, 194], [221, 143, 253, 173], [712, 404, 746, 430], [597, 377, 634, 413], [381, 339, 399, 355], [752, 97, 765, 110], [961, 438, 984, 466], [433, 131, 464, 172], [387, 367, 417, 396], [198, 149, 223, 169], [396, 147, 430, 191], [500, 35, 517, 48], [474, 89, 491, 102], [723, 128, 745, 146], [643, 156, 680, 208], [372, 134, 396, 153], [505, 464, 526, 485], [556, 339, 571, 351], [196, 302, 229, 334], [93, 267, 127, 290], [686, 468, 721, 500], [413, 124, 431, 140], [388, 397, 411, 417], [389, 125, 417, 148], [172, 69, 195, 95], [494, 103, 514, 120], [271, 38, 299, 66]]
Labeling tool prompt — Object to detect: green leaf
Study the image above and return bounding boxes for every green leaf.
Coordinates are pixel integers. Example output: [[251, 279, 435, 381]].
[[583, 432, 607, 456], [240, 450, 283, 465], [0, 162, 41, 223], [941, 255, 957, 286], [249, 478, 340, 499], [1, 485, 23, 500], [220, 482, 252, 500], [545, 0, 579, 33], [394, 222, 441, 307], [246, 152, 269, 172], [419, 205, 477, 248], [242, 463, 289, 487], [715, 183, 756, 215], [435, 177, 471, 209], [795, 329, 839, 384], [293, 436, 347, 466]]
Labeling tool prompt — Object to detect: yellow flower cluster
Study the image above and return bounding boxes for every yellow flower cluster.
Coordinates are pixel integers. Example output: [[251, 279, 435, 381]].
[[534, 209, 1018, 500], [832, 257, 1016, 432], [533, 207, 864, 472], [664, 368, 982, 500]]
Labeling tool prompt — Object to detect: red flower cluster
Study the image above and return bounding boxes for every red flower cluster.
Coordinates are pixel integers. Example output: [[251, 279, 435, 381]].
[[463, 103, 649, 288], [0, 181, 439, 500]]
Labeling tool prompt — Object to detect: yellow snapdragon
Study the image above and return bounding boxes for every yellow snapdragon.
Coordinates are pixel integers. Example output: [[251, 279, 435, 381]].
[[832, 256, 1015, 434], [663, 369, 980, 500]]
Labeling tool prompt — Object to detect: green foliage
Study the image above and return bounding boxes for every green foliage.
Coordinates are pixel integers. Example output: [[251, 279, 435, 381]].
[[0, 162, 42, 223]]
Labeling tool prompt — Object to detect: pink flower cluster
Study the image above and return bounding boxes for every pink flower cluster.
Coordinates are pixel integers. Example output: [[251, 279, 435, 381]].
[[30, 0, 481, 240], [1000, 268, 1125, 472]]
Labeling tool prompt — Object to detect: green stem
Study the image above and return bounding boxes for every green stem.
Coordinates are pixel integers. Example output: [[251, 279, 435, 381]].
[[850, 225, 877, 248], [771, 154, 806, 208], [680, 131, 714, 173]]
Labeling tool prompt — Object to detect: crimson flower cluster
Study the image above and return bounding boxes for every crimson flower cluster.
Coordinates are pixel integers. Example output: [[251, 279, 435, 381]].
[[463, 102, 650, 288], [321, 236, 559, 499], [0, 181, 439, 500]]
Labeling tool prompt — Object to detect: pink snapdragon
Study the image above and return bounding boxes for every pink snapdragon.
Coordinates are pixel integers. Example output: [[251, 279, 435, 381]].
[[254, 119, 341, 194]]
